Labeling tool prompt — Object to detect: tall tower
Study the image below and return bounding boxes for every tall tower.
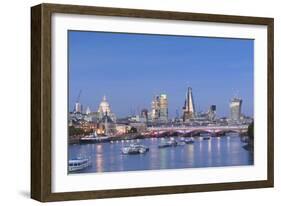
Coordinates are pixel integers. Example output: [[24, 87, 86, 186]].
[[151, 94, 168, 123], [74, 90, 82, 113], [151, 95, 160, 121], [183, 87, 196, 121], [74, 102, 82, 113], [208, 105, 216, 121], [85, 106, 91, 115], [230, 98, 242, 121], [159, 94, 168, 122]]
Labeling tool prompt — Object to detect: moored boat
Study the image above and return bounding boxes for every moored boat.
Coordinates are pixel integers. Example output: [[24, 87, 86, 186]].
[[177, 141, 186, 146], [68, 158, 91, 172], [185, 137, 195, 144], [179, 137, 186, 142], [158, 139, 177, 148], [121, 144, 149, 154], [203, 136, 210, 140], [80, 133, 110, 144]]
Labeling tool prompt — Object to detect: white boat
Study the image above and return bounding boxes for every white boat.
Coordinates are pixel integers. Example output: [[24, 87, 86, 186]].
[[180, 137, 185, 142], [185, 137, 195, 144], [80, 133, 110, 143], [177, 141, 186, 146], [68, 158, 90, 172], [158, 139, 177, 148], [121, 144, 149, 154]]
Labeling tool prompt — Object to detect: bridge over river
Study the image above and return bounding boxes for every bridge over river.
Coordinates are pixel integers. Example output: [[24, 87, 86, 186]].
[[146, 125, 249, 136]]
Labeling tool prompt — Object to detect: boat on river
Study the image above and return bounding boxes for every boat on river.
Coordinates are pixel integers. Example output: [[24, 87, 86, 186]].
[[68, 158, 91, 172], [203, 136, 210, 140], [158, 139, 178, 148], [185, 137, 195, 144], [80, 132, 110, 144], [177, 141, 186, 146], [121, 144, 149, 154]]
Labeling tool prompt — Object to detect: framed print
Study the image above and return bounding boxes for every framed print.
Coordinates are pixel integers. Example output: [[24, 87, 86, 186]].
[[31, 3, 274, 202]]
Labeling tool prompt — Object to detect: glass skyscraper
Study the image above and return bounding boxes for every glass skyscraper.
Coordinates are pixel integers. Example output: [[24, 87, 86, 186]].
[[183, 87, 196, 121], [230, 98, 242, 121]]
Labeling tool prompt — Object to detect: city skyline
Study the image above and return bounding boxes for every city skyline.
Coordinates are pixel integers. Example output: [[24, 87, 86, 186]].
[[69, 31, 254, 118]]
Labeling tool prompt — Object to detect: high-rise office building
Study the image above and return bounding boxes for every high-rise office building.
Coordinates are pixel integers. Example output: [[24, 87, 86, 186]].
[[85, 106, 91, 115], [159, 94, 168, 122], [230, 98, 242, 121], [151, 96, 160, 121], [140, 108, 149, 123], [151, 94, 168, 122], [208, 105, 216, 121], [183, 87, 196, 121], [74, 102, 82, 113]]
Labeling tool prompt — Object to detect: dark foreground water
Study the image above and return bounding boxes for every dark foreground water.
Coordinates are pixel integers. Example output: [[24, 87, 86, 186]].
[[68, 134, 253, 173]]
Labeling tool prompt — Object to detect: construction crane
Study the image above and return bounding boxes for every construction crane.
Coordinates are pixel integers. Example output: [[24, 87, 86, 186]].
[[76, 89, 82, 103], [73, 90, 82, 113]]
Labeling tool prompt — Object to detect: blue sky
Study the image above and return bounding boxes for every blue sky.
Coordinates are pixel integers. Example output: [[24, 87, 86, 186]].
[[68, 31, 254, 118]]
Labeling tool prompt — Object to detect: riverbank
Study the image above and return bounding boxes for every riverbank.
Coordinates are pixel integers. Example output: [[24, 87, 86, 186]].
[[68, 133, 144, 144], [68, 132, 249, 145]]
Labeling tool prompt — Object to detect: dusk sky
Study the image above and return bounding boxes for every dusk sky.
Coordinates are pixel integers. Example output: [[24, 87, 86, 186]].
[[68, 31, 254, 118]]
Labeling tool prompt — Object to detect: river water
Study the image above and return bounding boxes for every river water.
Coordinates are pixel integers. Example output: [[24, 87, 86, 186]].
[[68, 134, 253, 173]]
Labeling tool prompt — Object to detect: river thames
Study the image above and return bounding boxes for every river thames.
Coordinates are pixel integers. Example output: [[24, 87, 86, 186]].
[[68, 134, 253, 173]]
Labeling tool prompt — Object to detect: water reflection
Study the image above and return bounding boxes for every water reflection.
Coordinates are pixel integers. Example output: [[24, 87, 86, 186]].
[[186, 145, 194, 166], [159, 148, 167, 169], [217, 137, 221, 151], [207, 140, 212, 166], [69, 134, 253, 173], [95, 144, 104, 172]]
